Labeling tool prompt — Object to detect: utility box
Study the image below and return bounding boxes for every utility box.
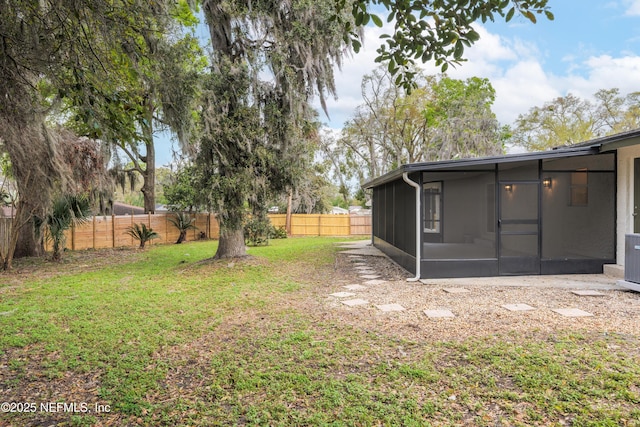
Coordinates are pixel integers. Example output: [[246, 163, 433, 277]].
[[624, 234, 640, 283]]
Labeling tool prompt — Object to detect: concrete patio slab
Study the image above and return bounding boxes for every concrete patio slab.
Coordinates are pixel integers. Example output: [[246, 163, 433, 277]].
[[363, 279, 387, 285], [341, 247, 387, 257], [502, 303, 535, 312], [360, 274, 381, 279], [424, 309, 455, 318], [552, 308, 594, 317], [330, 292, 356, 298], [341, 299, 369, 307], [421, 274, 621, 290], [343, 284, 367, 291], [571, 290, 606, 297], [376, 303, 405, 312], [443, 288, 470, 294], [336, 240, 371, 248]]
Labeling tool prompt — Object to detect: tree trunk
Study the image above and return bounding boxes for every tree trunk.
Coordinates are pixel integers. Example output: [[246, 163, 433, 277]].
[[12, 200, 44, 259], [140, 106, 156, 214], [214, 227, 246, 259], [286, 190, 293, 236]]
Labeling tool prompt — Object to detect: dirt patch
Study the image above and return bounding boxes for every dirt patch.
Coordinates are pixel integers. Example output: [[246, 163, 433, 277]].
[[300, 250, 640, 342]]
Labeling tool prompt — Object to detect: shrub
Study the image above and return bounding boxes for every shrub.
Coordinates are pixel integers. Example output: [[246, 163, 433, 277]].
[[126, 223, 159, 249], [168, 212, 197, 244], [269, 225, 287, 239], [244, 217, 271, 246], [38, 194, 92, 261]]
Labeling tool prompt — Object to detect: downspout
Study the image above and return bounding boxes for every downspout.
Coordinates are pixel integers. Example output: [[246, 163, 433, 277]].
[[402, 172, 421, 282]]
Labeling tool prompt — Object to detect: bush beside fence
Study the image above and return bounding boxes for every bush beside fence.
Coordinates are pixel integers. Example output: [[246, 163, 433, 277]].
[[0, 213, 371, 253]]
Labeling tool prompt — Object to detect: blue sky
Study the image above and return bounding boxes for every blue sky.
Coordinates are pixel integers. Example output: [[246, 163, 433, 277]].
[[155, 0, 640, 165], [321, 0, 640, 130]]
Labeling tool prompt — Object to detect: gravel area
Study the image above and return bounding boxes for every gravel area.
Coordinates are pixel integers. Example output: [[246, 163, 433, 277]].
[[315, 244, 640, 342]]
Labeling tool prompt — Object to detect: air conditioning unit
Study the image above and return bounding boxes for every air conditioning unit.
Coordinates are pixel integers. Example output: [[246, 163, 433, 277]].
[[619, 234, 640, 292]]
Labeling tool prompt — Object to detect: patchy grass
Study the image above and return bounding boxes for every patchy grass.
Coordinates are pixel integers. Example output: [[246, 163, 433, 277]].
[[1, 237, 639, 426]]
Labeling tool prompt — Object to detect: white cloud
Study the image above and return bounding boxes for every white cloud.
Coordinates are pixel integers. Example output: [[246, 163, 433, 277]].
[[320, 21, 640, 133], [625, 0, 640, 15], [492, 61, 560, 124], [562, 55, 640, 97]]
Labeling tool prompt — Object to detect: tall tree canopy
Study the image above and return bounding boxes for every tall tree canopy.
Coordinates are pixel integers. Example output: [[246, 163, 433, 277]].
[[511, 88, 640, 151], [0, 0, 202, 265], [61, 5, 205, 214], [337, 68, 506, 183], [197, 0, 353, 258]]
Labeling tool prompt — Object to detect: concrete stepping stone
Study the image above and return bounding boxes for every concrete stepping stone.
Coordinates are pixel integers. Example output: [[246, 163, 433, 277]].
[[341, 299, 369, 307], [376, 303, 405, 312], [343, 284, 367, 291], [552, 308, 594, 317], [348, 255, 364, 259], [424, 309, 455, 318], [357, 271, 377, 275], [363, 279, 387, 285], [502, 303, 535, 312], [359, 274, 381, 279], [354, 265, 372, 270], [330, 292, 356, 298], [443, 288, 470, 294], [571, 290, 606, 297]]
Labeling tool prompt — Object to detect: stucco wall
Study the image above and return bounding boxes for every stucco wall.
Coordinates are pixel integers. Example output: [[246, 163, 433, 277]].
[[616, 145, 640, 265]]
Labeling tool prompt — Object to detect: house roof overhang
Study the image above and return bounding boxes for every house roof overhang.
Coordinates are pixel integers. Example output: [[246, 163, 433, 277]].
[[363, 127, 640, 189]]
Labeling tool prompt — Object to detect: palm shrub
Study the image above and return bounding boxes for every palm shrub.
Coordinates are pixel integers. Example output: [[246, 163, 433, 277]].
[[168, 212, 197, 244], [39, 194, 92, 261], [126, 223, 159, 249]]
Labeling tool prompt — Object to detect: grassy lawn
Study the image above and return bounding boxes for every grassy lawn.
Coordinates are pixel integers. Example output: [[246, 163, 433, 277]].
[[1, 237, 639, 426]]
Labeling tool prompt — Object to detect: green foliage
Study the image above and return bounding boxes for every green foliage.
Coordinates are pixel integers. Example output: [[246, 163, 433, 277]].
[[38, 194, 92, 261], [269, 225, 288, 239], [163, 164, 204, 212], [126, 223, 159, 249], [337, 0, 553, 91], [511, 88, 640, 151], [339, 68, 504, 181], [168, 212, 197, 244], [0, 152, 12, 179], [244, 217, 272, 246]]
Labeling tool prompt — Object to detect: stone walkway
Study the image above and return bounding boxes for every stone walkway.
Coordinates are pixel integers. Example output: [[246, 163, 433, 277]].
[[330, 241, 632, 320]]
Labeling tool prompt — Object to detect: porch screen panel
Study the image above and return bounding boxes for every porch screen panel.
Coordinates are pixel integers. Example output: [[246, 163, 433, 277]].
[[391, 178, 416, 256], [372, 179, 416, 257], [372, 186, 384, 241], [541, 170, 615, 260], [422, 170, 496, 259]]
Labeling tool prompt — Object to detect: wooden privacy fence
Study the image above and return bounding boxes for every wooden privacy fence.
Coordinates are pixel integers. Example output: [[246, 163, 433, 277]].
[[0, 212, 371, 252], [269, 214, 371, 237], [54, 213, 219, 251]]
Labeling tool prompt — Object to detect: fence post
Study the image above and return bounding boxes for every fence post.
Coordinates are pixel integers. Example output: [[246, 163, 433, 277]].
[[71, 222, 75, 251], [111, 215, 115, 248], [92, 216, 96, 249]]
